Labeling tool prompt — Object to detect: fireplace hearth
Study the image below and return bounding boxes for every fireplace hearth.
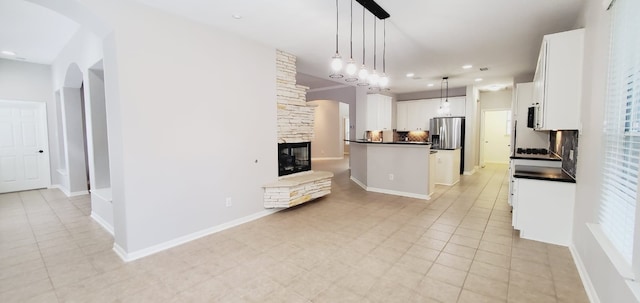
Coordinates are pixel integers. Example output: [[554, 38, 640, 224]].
[[278, 142, 311, 177]]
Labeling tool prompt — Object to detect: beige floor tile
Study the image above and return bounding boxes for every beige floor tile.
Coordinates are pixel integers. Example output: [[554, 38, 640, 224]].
[[336, 269, 378, 296], [469, 259, 510, 283], [511, 257, 553, 279], [463, 272, 509, 300], [426, 263, 468, 287], [458, 289, 507, 303], [418, 276, 462, 303], [436, 252, 473, 271], [509, 270, 556, 296], [508, 284, 557, 303]]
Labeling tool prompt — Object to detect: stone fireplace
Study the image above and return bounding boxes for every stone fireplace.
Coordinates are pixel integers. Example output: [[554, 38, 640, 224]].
[[262, 51, 333, 209]]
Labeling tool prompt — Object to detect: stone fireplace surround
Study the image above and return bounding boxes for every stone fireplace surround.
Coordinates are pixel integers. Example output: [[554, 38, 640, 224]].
[[263, 51, 333, 208]]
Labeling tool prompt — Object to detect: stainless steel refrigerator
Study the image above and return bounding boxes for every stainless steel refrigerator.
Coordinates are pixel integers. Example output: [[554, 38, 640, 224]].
[[430, 116, 465, 174]]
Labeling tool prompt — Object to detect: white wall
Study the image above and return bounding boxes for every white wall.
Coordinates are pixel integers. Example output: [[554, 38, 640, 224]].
[[307, 86, 358, 141], [308, 100, 341, 159], [479, 89, 512, 110], [38, 0, 279, 258], [0, 59, 56, 183], [572, 1, 637, 302], [465, 85, 479, 172]]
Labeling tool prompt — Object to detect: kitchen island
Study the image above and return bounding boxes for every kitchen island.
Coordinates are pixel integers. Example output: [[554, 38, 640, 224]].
[[349, 140, 432, 199]]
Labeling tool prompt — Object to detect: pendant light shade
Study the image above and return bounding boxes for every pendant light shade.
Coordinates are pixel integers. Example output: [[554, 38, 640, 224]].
[[439, 77, 451, 115], [329, 0, 344, 78], [345, 0, 358, 81]]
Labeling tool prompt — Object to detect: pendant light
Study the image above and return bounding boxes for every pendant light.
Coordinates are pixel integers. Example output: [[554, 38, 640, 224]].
[[357, 6, 369, 86], [438, 77, 451, 115], [344, 0, 358, 81], [369, 17, 380, 88], [378, 19, 389, 89], [330, 0, 343, 78]]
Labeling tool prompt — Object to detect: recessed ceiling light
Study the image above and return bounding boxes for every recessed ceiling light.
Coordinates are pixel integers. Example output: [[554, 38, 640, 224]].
[[1, 50, 16, 56], [406, 73, 415, 78], [475, 78, 483, 82], [427, 83, 434, 87], [462, 64, 472, 69], [487, 85, 504, 91], [232, 14, 242, 19]]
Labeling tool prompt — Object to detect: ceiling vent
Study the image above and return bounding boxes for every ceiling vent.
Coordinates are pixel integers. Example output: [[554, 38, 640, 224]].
[[479, 67, 489, 71]]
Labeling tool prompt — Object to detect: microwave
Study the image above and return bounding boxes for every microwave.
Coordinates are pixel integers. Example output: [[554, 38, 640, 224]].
[[527, 106, 535, 128]]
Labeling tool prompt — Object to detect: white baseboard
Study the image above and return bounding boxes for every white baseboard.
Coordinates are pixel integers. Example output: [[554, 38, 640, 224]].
[[569, 243, 600, 303], [69, 190, 89, 197], [90, 211, 114, 236], [350, 176, 367, 190], [463, 168, 476, 175], [367, 186, 430, 200], [112, 209, 281, 262], [435, 180, 460, 186], [349, 176, 429, 200], [312, 157, 344, 160]]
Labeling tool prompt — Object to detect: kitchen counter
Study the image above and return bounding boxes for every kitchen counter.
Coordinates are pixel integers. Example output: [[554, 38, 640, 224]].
[[510, 153, 561, 161], [513, 165, 575, 183], [348, 140, 431, 146]]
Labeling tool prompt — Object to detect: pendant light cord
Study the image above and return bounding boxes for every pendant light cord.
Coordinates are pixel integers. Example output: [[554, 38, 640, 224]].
[[335, 0, 339, 54], [373, 18, 377, 70], [362, 7, 366, 65], [383, 20, 386, 73], [349, 0, 353, 59]]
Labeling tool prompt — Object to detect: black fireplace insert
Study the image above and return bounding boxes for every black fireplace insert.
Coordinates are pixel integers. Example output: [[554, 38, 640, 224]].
[[278, 142, 311, 176]]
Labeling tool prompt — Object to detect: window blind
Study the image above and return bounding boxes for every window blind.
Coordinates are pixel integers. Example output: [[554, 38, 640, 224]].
[[600, 0, 640, 264]]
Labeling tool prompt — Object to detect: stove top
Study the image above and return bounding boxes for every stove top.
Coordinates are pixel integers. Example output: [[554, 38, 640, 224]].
[[516, 147, 549, 155]]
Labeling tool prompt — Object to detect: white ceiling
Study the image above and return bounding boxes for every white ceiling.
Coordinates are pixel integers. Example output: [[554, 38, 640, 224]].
[[0, 0, 79, 64], [1, 0, 584, 93]]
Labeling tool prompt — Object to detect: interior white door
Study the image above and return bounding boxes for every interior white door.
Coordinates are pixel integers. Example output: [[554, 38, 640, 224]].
[[0, 100, 50, 193], [483, 110, 511, 164]]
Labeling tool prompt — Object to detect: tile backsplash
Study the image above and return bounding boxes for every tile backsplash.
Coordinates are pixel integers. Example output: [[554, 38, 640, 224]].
[[397, 131, 429, 142], [550, 130, 579, 179]]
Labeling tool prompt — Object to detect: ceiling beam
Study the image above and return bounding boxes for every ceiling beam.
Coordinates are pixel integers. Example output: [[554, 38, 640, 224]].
[[355, 0, 390, 20]]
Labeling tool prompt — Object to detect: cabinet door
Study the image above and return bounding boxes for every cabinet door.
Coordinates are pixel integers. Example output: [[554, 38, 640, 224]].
[[378, 95, 392, 130], [366, 94, 379, 130], [407, 101, 426, 130], [397, 102, 409, 131], [532, 40, 547, 130]]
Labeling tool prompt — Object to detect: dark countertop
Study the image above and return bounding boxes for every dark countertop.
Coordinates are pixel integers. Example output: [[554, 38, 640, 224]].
[[510, 153, 562, 161], [348, 140, 431, 146], [513, 165, 576, 183]]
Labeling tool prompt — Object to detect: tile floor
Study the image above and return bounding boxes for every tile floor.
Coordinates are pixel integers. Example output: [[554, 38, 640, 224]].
[[0, 159, 590, 302]]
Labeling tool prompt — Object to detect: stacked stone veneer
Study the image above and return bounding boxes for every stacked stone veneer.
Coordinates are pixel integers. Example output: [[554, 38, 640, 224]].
[[264, 171, 333, 208], [276, 50, 314, 143], [263, 51, 332, 209]]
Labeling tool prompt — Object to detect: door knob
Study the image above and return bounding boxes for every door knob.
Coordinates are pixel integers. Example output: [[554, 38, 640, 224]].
[[38, 150, 43, 153]]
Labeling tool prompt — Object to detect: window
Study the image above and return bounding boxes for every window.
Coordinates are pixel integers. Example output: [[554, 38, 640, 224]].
[[599, 0, 640, 265]]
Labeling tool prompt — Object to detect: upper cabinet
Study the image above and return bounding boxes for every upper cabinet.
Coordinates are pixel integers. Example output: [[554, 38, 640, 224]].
[[366, 94, 392, 131], [396, 97, 466, 132], [532, 28, 584, 130]]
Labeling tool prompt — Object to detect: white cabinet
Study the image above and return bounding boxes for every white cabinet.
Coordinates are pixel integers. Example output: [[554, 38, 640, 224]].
[[366, 94, 392, 131], [434, 149, 460, 186], [532, 28, 584, 130], [512, 178, 575, 246], [396, 102, 409, 131], [429, 152, 436, 195], [407, 102, 428, 131]]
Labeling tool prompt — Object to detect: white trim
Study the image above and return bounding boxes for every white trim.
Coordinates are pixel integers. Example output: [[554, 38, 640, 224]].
[[90, 211, 114, 235], [435, 180, 460, 186], [587, 223, 635, 280], [312, 157, 344, 160], [367, 186, 430, 200], [69, 190, 89, 197], [50, 184, 71, 197], [350, 176, 367, 190], [569, 243, 601, 303], [349, 176, 430, 200], [112, 209, 281, 262], [463, 168, 477, 176], [306, 85, 349, 93]]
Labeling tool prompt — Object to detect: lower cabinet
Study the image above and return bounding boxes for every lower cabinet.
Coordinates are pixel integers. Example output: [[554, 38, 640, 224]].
[[435, 149, 461, 186], [512, 178, 575, 246], [428, 152, 436, 195]]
